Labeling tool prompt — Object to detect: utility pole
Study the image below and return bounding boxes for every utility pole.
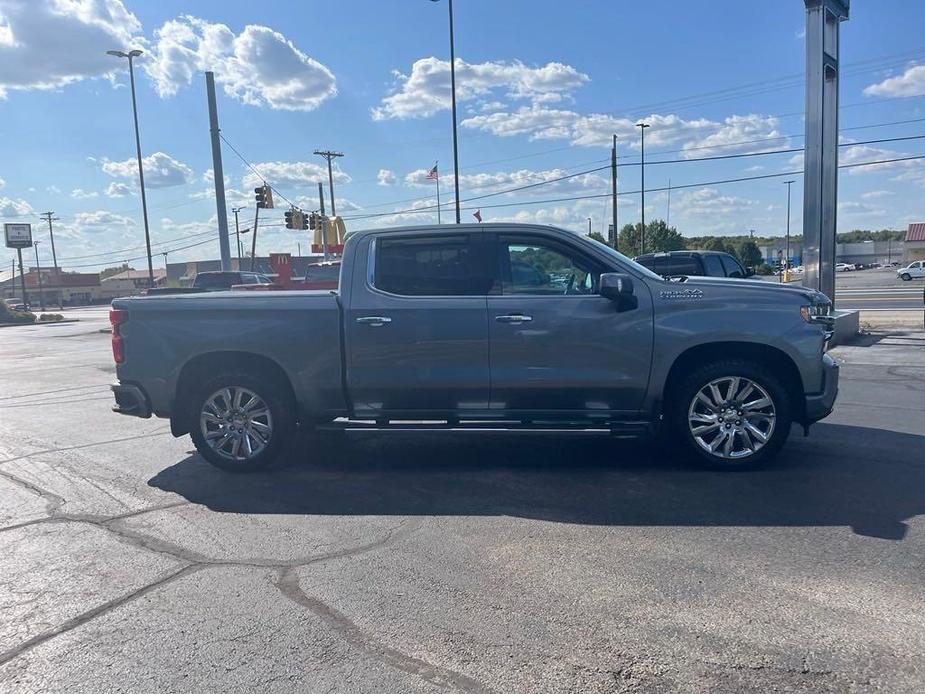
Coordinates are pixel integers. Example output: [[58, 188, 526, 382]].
[[232, 206, 246, 262], [318, 181, 329, 260], [313, 150, 343, 217], [666, 178, 672, 228], [32, 241, 45, 311], [106, 49, 154, 288], [587, 217, 592, 236], [205, 71, 232, 271], [39, 212, 60, 275], [250, 205, 261, 271], [636, 122, 650, 255], [611, 134, 618, 250]]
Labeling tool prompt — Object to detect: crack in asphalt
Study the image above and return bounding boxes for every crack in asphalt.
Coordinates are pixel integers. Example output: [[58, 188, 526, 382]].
[[0, 467, 456, 690], [276, 567, 493, 694], [0, 428, 172, 467]]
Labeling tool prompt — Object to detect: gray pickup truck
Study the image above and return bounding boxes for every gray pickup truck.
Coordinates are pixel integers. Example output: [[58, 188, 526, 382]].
[[110, 223, 838, 472]]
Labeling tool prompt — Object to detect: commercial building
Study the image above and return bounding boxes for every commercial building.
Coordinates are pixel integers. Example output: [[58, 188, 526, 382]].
[[0, 267, 101, 307], [99, 268, 166, 299], [903, 223, 925, 263], [760, 239, 905, 267]]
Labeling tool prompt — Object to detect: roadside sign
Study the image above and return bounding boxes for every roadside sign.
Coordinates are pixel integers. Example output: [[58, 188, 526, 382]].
[[4, 223, 33, 249]]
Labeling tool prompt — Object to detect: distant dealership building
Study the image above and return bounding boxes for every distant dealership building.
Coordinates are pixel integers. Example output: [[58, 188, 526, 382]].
[[904, 223, 925, 263]]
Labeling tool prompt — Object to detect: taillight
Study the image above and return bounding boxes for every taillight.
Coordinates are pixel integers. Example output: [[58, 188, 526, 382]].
[[110, 308, 128, 363]]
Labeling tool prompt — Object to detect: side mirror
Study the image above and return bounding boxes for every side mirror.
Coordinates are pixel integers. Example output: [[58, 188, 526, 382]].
[[599, 273, 637, 311]]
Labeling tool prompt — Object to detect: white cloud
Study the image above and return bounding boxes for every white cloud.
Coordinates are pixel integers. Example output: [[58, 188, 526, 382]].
[[0, 177, 5, 189], [145, 17, 336, 111], [0, 196, 33, 217], [71, 188, 98, 200], [681, 114, 787, 157], [70, 210, 135, 234], [861, 190, 894, 200], [673, 187, 757, 217], [373, 57, 589, 120], [377, 169, 396, 186], [241, 161, 350, 190], [102, 152, 193, 188], [863, 64, 925, 98], [105, 182, 133, 198], [45, 185, 61, 195], [404, 166, 608, 197], [0, 0, 141, 98]]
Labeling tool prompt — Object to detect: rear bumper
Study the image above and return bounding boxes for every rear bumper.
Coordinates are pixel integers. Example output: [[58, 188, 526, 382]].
[[803, 353, 839, 424], [111, 383, 152, 418]]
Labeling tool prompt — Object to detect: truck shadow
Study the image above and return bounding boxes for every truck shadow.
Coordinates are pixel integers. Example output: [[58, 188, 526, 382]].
[[148, 422, 923, 540]]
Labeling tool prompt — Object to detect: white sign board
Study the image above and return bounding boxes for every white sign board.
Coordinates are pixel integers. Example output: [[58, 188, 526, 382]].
[[4, 223, 33, 249]]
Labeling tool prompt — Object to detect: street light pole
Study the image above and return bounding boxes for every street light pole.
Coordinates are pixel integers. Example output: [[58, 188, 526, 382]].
[[636, 122, 650, 254], [431, 0, 462, 223], [107, 49, 154, 288], [33, 241, 45, 311], [784, 180, 795, 277], [611, 134, 618, 249], [232, 206, 246, 262]]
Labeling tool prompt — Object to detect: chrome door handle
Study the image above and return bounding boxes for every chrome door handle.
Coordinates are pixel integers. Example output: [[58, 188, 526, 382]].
[[495, 314, 532, 323], [356, 316, 392, 326]]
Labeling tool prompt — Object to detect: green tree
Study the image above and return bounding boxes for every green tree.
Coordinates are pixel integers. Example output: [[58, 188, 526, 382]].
[[735, 239, 763, 268], [618, 219, 684, 257], [587, 231, 609, 246]]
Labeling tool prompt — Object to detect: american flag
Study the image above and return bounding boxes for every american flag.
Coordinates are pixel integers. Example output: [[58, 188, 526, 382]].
[[426, 163, 438, 180]]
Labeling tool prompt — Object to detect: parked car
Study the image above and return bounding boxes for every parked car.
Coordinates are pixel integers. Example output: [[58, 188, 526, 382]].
[[835, 263, 853, 272], [897, 260, 925, 281], [634, 251, 753, 279], [3, 297, 27, 311], [110, 223, 838, 472], [145, 271, 273, 295]]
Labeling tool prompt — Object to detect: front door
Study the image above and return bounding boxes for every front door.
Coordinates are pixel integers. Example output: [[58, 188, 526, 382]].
[[345, 231, 494, 418], [487, 233, 653, 417]]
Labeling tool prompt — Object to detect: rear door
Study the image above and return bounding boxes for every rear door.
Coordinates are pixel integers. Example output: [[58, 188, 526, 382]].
[[345, 231, 494, 417], [487, 232, 653, 416]]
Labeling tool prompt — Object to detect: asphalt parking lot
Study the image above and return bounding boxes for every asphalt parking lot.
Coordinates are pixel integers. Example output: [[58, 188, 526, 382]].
[[1, 307, 923, 693]]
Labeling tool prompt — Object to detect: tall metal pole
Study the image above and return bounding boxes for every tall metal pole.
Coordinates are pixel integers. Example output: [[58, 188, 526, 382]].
[[611, 135, 618, 249], [435, 162, 442, 225], [206, 72, 232, 271], [587, 217, 592, 236], [39, 212, 59, 275], [636, 122, 650, 254], [784, 180, 795, 274], [33, 241, 45, 311], [314, 150, 343, 217], [448, 0, 462, 223], [124, 52, 154, 288], [666, 178, 672, 228]]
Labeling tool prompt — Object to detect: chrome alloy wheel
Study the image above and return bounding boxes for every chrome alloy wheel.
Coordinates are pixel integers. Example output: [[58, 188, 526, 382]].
[[687, 376, 776, 460], [199, 386, 273, 462]]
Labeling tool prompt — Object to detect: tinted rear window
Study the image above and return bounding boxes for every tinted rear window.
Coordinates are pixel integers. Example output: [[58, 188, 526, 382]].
[[720, 254, 745, 278], [703, 255, 725, 277], [194, 273, 238, 288], [375, 235, 479, 296]]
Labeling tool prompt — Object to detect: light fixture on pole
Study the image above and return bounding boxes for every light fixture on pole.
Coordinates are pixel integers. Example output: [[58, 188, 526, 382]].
[[636, 122, 650, 255], [107, 48, 154, 288], [313, 150, 344, 217], [431, 0, 461, 223], [231, 206, 247, 262]]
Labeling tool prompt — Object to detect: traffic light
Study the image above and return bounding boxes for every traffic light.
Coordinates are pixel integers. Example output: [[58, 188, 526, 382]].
[[284, 208, 295, 229], [301, 212, 309, 230], [308, 212, 317, 231], [254, 184, 274, 209]]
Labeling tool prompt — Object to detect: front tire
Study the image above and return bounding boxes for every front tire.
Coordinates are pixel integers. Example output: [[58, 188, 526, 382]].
[[900, 273, 912, 281], [190, 371, 296, 472], [668, 359, 792, 469]]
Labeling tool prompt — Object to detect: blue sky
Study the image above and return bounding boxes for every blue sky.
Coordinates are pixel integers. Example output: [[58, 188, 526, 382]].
[[1, 0, 924, 271]]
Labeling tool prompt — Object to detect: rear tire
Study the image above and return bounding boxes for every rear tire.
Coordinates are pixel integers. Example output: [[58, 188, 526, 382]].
[[667, 359, 792, 469], [190, 371, 296, 473], [900, 273, 912, 281]]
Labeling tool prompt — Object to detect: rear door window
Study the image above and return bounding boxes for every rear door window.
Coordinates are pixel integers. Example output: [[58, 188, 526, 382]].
[[375, 234, 490, 296], [661, 257, 700, 276]]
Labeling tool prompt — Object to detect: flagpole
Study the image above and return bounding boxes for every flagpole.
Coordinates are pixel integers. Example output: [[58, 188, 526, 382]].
[[435, 162, 442, 225]]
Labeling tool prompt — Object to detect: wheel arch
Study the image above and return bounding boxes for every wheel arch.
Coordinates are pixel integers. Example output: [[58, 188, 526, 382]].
[[170, 351, 297, 437], [661, 342, 805, 423]]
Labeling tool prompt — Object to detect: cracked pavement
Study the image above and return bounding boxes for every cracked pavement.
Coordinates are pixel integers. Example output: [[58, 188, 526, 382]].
[[0, 307, 923, 693]]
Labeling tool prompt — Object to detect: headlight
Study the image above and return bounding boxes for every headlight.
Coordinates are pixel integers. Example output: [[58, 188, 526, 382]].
[[801, 302, 832, 323]]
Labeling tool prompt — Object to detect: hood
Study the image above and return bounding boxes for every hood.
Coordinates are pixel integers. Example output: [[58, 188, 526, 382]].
[[670, 276, 831, 304]]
